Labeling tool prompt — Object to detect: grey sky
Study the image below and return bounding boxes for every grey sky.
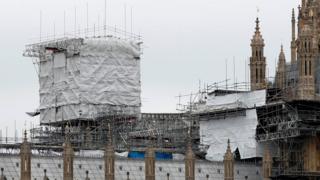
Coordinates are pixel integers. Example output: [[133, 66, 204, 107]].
[[0, 0, 300, 136]]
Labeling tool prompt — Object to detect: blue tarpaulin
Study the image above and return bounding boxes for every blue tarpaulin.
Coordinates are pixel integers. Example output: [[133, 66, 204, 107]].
[[128, 151, 173, 160]]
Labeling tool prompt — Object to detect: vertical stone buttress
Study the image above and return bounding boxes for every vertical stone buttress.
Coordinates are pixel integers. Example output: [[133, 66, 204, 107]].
[[185, 136, 195, 180], [145, 145, 155, 180], [250, 18, 266, 91], [303, 136, 320, 172], [276, 45, 287, 89], [224, 139, 234, 180], [43, 169, 49, 180], [297, 1, 316, 100], [0, 168, 6, 180], [20, 131, 31, 180], [291, 9, 297, 63], [262, 145, 272, 180], [63, 127, 74, 180], [105, 124, 115, 180], [85, 171, 90, 180]]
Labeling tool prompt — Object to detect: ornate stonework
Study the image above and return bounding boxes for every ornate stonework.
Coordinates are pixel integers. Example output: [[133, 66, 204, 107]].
[[185, 136, 195, 180], [105, 124, 115, 180], [276, 45, 286, 89], [262, 146, 272, 180], [63, 127, 74, 180], [223, 139, 234, 180], [20, 131, 31, 180], [250, 18, 266, 91], [145, 145, 155, 180]]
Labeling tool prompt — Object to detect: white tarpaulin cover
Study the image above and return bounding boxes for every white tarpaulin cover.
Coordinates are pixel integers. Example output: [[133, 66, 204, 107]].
[[199, 90, 266, 161], [39, 37, 141, 123], [196, 89, 266, 113]]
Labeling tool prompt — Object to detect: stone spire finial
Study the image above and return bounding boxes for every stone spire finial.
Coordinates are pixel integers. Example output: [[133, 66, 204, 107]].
[[63, 123, 74, 180], [224, 139, 234, 180], [185, 125, 195, 180], [24, 130, 27, 141], [250, 16, 266, 91], [279, 45, 285, 60], [65, 123, 71, 142], [292, 8, 295, 20], [105, 123, 115, 180], [0, 168, 6, 180], [225, 139, 232, 157], [43, 169, 49, 180], [263, 145, 272, 180], [255, 17, 260, 32], [145, 136, 155, 180], [291, 7, 297, 63], [85, 170, 90, 180], [21, 129, 31, 180], [107, 123, 112, 146]]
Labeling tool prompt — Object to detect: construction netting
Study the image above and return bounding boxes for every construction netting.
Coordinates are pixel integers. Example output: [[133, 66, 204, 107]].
[[38, 37, 142, 123]]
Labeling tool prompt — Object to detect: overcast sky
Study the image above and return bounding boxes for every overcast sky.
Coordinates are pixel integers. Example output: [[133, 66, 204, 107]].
[[0, 0, 300, 137]]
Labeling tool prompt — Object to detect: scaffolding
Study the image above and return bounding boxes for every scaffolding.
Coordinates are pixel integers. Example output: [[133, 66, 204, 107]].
[[256, 88, 320, 178]]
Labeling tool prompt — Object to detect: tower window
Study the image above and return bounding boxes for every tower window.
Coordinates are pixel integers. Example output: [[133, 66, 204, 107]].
[[256, 69, 259, 83], [305, 61, 308, 76], [309, 61, 312, 75]]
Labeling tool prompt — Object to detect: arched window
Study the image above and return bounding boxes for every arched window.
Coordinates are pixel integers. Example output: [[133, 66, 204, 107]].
[[256, 69, 259, 83], [305, 60, 308, 76], [309, 61, 312, 76]]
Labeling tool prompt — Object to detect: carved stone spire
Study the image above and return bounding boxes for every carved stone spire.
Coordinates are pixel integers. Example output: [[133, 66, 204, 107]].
[[105, 123, 115, 180], [262, 145, 272, 180], [85, 170, 90, 180], [250, 17, 266, 91], [0, 168, 6, 180], [145, 136, 155, 180], [20, 130, 31, 180], [63, 124, 74, 180], [291, 8, 297, 63], [224, 139, 234, 180], [276, 45, 286, 89], [43, 169, 49, 180], [185, 130, 195, 180]]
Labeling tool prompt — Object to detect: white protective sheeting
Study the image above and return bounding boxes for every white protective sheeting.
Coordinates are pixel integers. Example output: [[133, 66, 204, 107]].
[[200, 109, 260, 161], [197, 89, 266, 113], [39, 37, 141, 123], [198, 90, 266, 161]]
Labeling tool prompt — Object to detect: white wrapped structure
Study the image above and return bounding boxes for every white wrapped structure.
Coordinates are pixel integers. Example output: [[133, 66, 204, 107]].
[[28, 37, 142, 124], [197, 90, 267, 161]]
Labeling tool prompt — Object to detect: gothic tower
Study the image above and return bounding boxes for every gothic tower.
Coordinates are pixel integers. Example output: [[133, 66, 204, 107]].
[[20, 131, 31, 180], [224, 139, 234, 180], [105, 124, 115, 180], [291, 9, 297, 63], [63, 127, 74, 180], [250, 18, 266, 91], [296, 1, 316, 100], [185, 134, 195, 180], [145, 144, 155, 180], [276, 45, 286, 89]]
